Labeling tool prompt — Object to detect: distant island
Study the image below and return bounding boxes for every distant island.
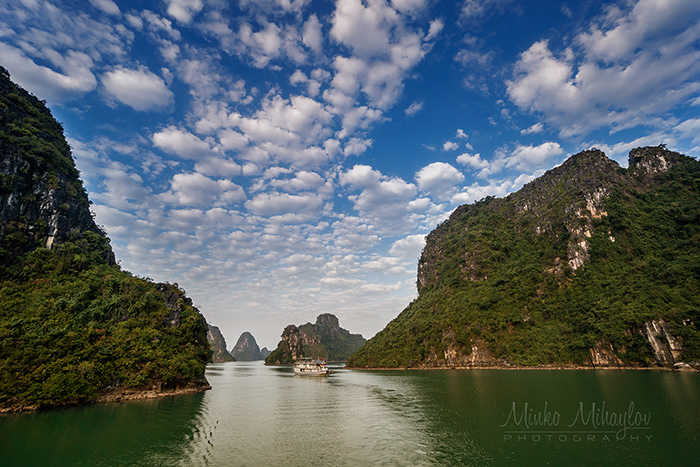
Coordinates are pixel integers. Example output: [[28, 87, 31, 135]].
[[0, 67, 212, 412], [207, 324, 235, 362], [265, 314, 365, 364], [231, 331, 265, 361], [348, 147, 700, 371]]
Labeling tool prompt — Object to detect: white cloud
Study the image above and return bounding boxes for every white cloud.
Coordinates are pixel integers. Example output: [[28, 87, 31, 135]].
[[389, 234, 426, 262], [405, 100, 423, 116], [340, 164, 419, 233], [194, 157, 243, 177], [520, 122, 543, 135], [165, 0, 203, 23], [675, 118, 700, 144], [302, 14, 323, 54], [344, 137, 373, 156], [245, 192, 324, 216], [415, 162, 465, 200], [507, 0, 700, 136], [163, 173, 246, 208], [269, 171, 326, 193], [442, 141, 459, 151], [102, 67, 173, 111], [505, 142, 564, 172], [426, 18, 444, 41], [88, 0, 120, 15], [327, 0, 431, 111], [455, 142, 563, 178], [456, 152, 489, 171], [0, 44, 97, 103], [152, 126, 213, 159]]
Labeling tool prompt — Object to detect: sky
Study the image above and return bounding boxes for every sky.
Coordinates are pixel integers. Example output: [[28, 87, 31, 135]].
[[2, 0, 700, 349]]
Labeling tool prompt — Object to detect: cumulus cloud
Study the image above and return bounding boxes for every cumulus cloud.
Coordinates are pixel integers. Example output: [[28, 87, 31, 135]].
[[302, 14, 323, 54], [507, 0, 700, 136], [389, 234, 426, 262], [442, 141, 459, 151], [326, 0, 431, 111], [152, 126, 213, 159], [504, 142, 564, 171], [163, 173, 246, 207], [0, 44, 97, 103], [102, 67, 174, 111], [415, 162, 465, 200], [165, 0, 203, 23], [456, 152, 489, 172], [245, 192, 324, 216], [456, 142, 564, 178], [341, 164, 419, 233], [0, 0, 129, 104]]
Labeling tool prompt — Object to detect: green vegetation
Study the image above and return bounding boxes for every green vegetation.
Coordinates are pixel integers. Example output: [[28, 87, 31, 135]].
[[265, 314, 366, 364], [0, 238, 211, 408], [0, 67, 211, 410], [348, 148, 700, 368]]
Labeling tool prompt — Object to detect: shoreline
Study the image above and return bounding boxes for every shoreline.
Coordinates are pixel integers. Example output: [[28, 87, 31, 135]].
[[0, 381, 211, 414]]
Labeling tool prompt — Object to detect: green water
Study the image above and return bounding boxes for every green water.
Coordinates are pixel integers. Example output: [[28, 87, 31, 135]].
[[2, 363, 699, 466]]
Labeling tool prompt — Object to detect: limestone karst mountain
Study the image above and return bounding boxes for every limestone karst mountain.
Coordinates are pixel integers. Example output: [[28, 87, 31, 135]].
[[348, 147, 700, 370], [265, 314, 366, 364], [230, 331, 263, 361], [207, 324, 235, 362], [0, 67, 211, 411]]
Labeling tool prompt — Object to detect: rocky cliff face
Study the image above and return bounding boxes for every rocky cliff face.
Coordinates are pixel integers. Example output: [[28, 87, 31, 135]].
[[0, 68, 212, 412], [0, 66, 113, 263], [265, 314, 366, 364], [231, 331, 263, 361], [207, 324, 235, 362], [349, 147, 700, 370]]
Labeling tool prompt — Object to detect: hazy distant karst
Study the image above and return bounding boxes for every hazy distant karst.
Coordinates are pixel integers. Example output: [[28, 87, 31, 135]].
[[0, 67, 212, 411], [207, 324, 235, 362], [231, 331, 264, 361], [265, 314, 366, 364], [348, 147, 700, 370]]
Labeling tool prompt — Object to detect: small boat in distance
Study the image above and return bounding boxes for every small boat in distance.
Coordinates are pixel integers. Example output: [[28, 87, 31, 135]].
[[294, 358, 334, 376]]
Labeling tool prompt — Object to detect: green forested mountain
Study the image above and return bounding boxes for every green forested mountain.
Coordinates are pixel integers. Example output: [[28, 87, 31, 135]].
[[265, 314, 366, 364], [348, 147, 700, 369], [0, 67, 211, 411]]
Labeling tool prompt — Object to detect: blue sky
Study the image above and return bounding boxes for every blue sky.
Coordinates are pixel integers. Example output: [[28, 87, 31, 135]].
[[2, 0, 699, 348]]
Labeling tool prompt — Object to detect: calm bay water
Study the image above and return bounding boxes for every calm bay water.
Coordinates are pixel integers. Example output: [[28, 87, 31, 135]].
[[2, 362, 699, 466]]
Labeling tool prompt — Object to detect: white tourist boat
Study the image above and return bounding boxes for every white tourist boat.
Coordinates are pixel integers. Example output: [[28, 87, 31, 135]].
[[293, 358, 333, 376]]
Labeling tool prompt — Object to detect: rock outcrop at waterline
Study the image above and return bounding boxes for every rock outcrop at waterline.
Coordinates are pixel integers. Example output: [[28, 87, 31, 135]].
[[0, 67, 212, 412], [265, 314, 366, 364], [348, 147, 700, 370]]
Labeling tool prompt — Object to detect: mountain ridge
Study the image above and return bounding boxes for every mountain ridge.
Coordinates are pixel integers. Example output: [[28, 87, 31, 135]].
[[348, 146, 700, 370]]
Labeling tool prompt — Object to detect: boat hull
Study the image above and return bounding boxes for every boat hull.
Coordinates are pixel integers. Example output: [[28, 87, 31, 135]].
[[293, 368, 332, 376], [293, 358, 333, 376]]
